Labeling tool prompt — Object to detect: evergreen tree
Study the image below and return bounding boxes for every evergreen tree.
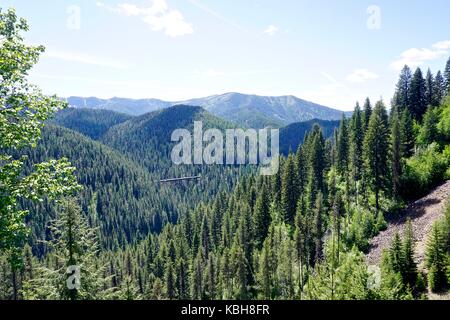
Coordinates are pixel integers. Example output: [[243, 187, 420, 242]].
[[363, 97, 373, 131], [280, 155, 298, 224], [425, 223, 446, 291], [205, 254, 216, 299], [445, 56, 450, 94], [400, 108, 415, 157], [313, 193, 324, 263], [389, 233, 404, 274], [409, 67, 427, 121], [363, 101, 390, 212], [305, 125, 326, 207], [22, 198, 108, 300], [424, 68, 435, 107], [164, 261, 175, 299], [337, 114, 349, 175], [402, 220, 417, 287], [350, 103, 364, 198], [253, 186, 271, 248], [258, 240, 272, 299], [393, 65, 412, 112], [391, 110, 402, 199], [433, 70, 445, 105]]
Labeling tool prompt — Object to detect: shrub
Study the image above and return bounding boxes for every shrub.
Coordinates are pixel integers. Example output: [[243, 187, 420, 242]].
[[400, 143, 449, 199]]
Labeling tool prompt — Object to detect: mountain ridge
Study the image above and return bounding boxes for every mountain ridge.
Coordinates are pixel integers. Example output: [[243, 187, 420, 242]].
[[67, 92, 350, 128]]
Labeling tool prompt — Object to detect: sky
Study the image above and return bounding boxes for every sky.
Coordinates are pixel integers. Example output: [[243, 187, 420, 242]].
[[2, 0, 450, 111]]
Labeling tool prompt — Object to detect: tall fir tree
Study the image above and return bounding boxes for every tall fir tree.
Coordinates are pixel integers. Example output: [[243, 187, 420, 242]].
[[337, 113, 349, 175], [391, 110, 402, 200], [409, 67, 427, 121], [253, 185, 271, 248], [393, 65, 412, 112], [402, 219, 417, 287], [363, 101, 390, 212], [280, 155, 298, 224], [363, 97, 373, 131], [424, 68, 435, 107], [433, 70, 445, 105], [400, 108, 415, 157], [445, 56, 450, 94], [350, 103, 364, 202], [425, 223, 446, 291]]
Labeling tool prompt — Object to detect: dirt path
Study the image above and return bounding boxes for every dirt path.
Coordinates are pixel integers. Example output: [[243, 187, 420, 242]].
[[366, 180, 450, 267]]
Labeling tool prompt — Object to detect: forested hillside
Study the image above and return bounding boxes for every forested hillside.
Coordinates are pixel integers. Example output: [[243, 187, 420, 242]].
[[1, 8, 450, 301]]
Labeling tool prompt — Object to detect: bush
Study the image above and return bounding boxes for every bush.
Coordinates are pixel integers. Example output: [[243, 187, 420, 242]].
[[400, 143, 449, 199], [437, 96, 450, 142]]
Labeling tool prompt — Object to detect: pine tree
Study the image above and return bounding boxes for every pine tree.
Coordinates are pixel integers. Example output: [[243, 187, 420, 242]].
[[363, 97, 373, 131], [389, 233, 403, 274], [191, 249, 203, 300], [22, 198, 108, 300], [402, 219, 417, 287], [313, 193, 324, 263], [363, 101, 390, 212], [409, 67, 427, 121], [294, 202, 306, 299], [391, 110, 402, 199], [433, 70, 445, 105], [332, 192, 344, 264], [393, 65, 412, 112], [350, 103, 364, 200], [305, 125, 326, 207], [400, 108, 415, 157], [205, 253, 216, 299], [258, 240, 271, 299], [445, 56, 450, 94], [281, 154, 298, 224], [337, 113, 349, 175], [253, 185, 271, 248], [424, 68, 435, 107], [425, 223, 446, 291], [176, 258, 189, 299]]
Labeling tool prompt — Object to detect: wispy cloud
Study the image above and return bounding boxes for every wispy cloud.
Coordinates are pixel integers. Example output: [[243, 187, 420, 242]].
[[346, 69, 379, 83], [96, 0, 193, 37], [187, 0, 247, 32], [43, 49, 130, 69], [263, 25, 279, 36], [390, 40, 450, 70]]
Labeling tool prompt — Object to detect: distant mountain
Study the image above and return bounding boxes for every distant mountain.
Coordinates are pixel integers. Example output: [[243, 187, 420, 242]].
[[279, 119, 340, 155], [52, 108, 133, 140], [67, 93, 349, 128], [67, 96, 171, 115], [179, 93, 347, 128]]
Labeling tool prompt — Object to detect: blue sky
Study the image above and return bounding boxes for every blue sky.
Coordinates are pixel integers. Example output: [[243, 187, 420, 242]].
[[3, 0, 450, 110]]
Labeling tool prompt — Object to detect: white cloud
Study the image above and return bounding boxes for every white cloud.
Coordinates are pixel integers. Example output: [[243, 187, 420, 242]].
[[43, 49, 130, 69], [346, 69, 379, 83], [97, 0, 193, 37], [432, 40, 450, 50], [391, 40, 450, 70], [264, 25, 279, 36]]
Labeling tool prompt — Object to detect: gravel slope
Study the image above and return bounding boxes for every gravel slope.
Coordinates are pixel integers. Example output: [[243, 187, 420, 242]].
[[366, 180, 450, 267]]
